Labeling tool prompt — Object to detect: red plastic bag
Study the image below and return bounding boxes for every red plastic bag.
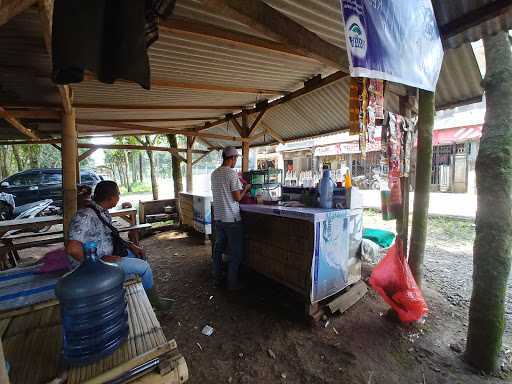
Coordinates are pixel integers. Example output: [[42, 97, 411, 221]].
[[369, 239, 428, 322]]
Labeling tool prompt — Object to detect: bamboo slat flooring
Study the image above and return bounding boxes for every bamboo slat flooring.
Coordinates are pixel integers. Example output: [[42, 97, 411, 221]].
[[1, 282, 182, 384]]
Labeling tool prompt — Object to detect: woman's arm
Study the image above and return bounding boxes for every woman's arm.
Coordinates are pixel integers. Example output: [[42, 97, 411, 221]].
[[66, 240, 84, 262]]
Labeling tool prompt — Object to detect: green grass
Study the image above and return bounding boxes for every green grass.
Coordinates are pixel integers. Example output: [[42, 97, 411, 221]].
[[119, 182, 152, 194], [363, 208, 476, 246]]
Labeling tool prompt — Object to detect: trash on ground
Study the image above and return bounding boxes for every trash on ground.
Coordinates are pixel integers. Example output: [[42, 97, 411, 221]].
[[202, 325, 214, 336]]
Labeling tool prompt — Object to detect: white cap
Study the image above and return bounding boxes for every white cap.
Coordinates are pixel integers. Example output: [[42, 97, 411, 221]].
[[222, 146, 240, 158]]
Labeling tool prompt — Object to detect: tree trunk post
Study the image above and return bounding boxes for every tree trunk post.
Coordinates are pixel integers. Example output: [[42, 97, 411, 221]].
[[12, 145, 23, 171], [186, 137, 194, 193], [62, 109, 77, 243], [147, 150, 159, 200], [465, 31, 512, 374], [123, 150, 132, 192], [167, 134, 183, 197], [409, 90, 435, 287], [139, 152, 143, 182]]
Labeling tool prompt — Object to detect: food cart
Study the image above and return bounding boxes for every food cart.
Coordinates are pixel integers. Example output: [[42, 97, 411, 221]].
[[240, 197, 363, 317]]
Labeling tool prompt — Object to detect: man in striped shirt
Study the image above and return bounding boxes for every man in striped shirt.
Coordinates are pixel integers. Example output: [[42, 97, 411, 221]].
[[211, 146, 251, 290]]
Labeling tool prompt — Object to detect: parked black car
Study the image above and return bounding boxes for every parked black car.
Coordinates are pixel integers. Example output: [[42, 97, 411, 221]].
[[0, 168, 103, 206]]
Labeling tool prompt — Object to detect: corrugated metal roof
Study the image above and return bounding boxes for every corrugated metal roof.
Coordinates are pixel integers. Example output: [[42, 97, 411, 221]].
[[436, 43, 483, 109], [433, 0, 512, 49], [0, 1, 505, 148]]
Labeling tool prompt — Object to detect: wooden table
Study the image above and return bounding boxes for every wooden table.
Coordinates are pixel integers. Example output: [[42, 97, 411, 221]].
[[110, 207, 137, 226], [0, 215, 62, 235], [0, 208, 141, 269], [0, 208, 136, 236]]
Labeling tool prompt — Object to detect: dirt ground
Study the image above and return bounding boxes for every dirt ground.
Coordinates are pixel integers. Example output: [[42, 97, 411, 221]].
[[137, 211, 512, 384], [16, 211, 510, 383]]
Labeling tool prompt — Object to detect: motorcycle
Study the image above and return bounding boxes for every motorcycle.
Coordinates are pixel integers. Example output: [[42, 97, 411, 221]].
[[352, 172, 382, 190], [0, 192, 61, 232]]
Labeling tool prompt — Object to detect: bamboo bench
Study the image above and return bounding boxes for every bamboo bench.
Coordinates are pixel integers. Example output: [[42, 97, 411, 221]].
[[139, 199, 179, 225], [0, 223, 152, 269], [0, 281, 188, 384]]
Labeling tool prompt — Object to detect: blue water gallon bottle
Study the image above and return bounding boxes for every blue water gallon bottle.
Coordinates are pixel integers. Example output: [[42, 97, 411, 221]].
[[319, 166, 335, 209], [56, 241, 128, 365]]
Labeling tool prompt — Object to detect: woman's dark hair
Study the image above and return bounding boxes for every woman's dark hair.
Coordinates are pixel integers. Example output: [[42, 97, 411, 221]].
[[93, 180, 120, 203]]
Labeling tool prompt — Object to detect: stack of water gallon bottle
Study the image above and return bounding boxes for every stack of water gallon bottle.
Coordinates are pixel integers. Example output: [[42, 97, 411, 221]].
[[55, 241, 128, 365]]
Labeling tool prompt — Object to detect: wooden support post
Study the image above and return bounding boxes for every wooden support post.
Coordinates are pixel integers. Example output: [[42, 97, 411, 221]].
[[241, 109, 250, 172], [186, 137, 194, 192], [409, 91, 435, 287], [242, 141, 250, 172], [62, 109, 77, 243], [397, 96, 411, 259]]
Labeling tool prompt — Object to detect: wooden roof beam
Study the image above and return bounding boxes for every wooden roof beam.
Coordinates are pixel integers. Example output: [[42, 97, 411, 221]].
[[202, 0, 349, 70], [229, 115, 244, 137], [74, 103, 242, 111], [248, 108, 267, 135], [0, 140, 208, 158], [439, 0, 512, 40], [0, 0, 37, 27], [81, 71, 285, 95], [4, 103, 243, 111], [4, 109, 61, 119], [161, 16, 321, 63], [195, 137, 222, 151], [76, 120, 247, 142], [261, 122, 283, 144], [78, 147, 97, 162], [192, 151, 212, 165], [38, 0, 73, 114], [0, 106, 40, 139]]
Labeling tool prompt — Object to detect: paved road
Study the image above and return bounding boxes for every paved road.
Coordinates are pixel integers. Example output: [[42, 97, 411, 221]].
[[118, 177, 477, 220], [360, 190, 477, 219]]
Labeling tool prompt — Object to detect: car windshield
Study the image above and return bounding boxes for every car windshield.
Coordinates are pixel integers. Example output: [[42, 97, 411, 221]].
[[42, 172, 62, 184], [8, 172, 41, 186]]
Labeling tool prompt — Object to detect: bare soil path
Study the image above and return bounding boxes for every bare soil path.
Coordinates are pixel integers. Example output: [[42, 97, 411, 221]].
[[141, 214, 511, 384]]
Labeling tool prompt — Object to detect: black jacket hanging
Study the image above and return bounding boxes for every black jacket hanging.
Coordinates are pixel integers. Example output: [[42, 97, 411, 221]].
[[51, 0, 175, 90]]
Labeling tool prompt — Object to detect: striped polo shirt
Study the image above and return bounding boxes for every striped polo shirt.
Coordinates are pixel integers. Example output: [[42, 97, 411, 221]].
[[211, 166, 242, 222]]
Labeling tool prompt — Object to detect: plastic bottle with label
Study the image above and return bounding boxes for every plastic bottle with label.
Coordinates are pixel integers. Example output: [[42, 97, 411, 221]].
[[318, 166, 335, 209]]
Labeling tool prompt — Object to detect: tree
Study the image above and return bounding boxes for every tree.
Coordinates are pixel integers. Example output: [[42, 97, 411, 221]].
[[136, 135, 159, 200], [0, 146, 9, 179], [138, 153, 144, 182], [408, 91, 435, 287], [465, 32, 512, 373], [167, 134, 183, 197], [11, 146, 24, 171]]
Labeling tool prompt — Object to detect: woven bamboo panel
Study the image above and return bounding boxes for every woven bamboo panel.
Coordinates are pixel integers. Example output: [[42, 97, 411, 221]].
[[242, 211, 315, 296], [2, 305, 61, 383], [67, 283, 167, 384], [179, 194, 194, 226]]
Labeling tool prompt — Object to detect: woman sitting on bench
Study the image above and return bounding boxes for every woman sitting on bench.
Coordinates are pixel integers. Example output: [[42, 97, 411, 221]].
[[66, 181, 172, 311]]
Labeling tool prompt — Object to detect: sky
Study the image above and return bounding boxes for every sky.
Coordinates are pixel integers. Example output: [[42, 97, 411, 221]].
[[90, 136, 114, 166]]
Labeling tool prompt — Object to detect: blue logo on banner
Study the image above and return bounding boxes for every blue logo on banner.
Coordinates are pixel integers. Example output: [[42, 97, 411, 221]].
[[346, 15, 367, 59]]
